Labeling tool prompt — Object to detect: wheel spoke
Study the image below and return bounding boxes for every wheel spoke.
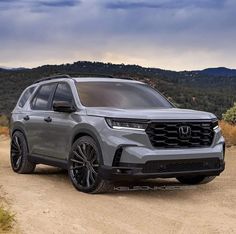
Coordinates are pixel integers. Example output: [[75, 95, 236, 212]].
[[16, 155, 22, 167], [11, 141, 18, 150], [82, 143, 87, 156], [15, 136, 21, 151], [77, 145, 87, 159], [89, 165, 98, 175], [70, 158, 84, 164], [70, 165, 84, 170], [86, 170, 91, 187], [72, 151, 85, 162]]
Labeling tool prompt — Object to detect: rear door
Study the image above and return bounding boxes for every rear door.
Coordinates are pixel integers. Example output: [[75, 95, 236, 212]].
[[25, 83, 57, 156]]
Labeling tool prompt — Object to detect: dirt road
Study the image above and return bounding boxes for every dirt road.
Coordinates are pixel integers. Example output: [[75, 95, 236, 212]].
[[0, 139, 236, 234]]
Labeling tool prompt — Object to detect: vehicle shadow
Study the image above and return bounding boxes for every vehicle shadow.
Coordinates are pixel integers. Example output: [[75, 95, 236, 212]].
[[32, 165, 201, 196]]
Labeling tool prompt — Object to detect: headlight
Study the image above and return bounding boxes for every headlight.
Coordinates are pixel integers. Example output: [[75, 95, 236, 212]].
[[212, 119, 219, 130], [105, 118, 148, 131]]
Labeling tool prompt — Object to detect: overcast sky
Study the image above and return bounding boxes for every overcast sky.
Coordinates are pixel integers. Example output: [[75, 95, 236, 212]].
[[0, 0, 236, 70]]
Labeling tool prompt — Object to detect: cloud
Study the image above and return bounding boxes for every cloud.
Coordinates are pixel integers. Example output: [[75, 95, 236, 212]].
[[105, 0, 225, 10], [0, 0, 236, 70], [37, 0, 81, 8], [0, 0, 81, 11]]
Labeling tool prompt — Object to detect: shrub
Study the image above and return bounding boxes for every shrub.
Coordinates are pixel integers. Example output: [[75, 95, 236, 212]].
[[0, 115, 9, 127], [0, 206, 14, 232], [223, 103, 236, 124], [219, 121, 236, 146]]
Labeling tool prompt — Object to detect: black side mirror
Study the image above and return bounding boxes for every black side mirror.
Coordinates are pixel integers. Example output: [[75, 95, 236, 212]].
[[53, 101, 76, 113]]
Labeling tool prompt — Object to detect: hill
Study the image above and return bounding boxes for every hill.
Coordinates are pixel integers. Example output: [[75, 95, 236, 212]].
[[199, 67, 236, 77], [0, 61, 235, 118]]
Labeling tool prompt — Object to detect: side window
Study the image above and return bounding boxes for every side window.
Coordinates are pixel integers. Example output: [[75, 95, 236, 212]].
[[31, 83, 56, 110], [53, 83, 74, 105], [18, 87, 35, 108]]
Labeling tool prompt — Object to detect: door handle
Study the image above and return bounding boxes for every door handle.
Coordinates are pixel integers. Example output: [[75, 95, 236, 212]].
[[23, 115, 30, 121], [44, 116, 52, 123]]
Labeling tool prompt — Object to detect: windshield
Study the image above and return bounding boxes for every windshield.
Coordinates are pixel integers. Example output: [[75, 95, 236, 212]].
[[76, 81, 173, 109]]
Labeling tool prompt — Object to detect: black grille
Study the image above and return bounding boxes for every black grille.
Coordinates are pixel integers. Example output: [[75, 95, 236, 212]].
[[142, 158, 220, 173], [146, 121, 215, 148]]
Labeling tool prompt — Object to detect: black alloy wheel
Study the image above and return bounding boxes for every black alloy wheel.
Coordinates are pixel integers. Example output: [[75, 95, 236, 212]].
[[11, 134, 23, 171], [10, 131, 36, 173], [68, 136, 113, 194]]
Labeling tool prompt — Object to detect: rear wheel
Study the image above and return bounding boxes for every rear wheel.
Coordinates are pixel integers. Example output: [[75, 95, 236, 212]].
[[68, 136, 113, 194], [10, 131, 36, 174], [176, 176, 216, 185]]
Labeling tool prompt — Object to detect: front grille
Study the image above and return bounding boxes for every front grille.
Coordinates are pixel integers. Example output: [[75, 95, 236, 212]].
[[142, 158, 220, 173], [146, 121, 215, 148]]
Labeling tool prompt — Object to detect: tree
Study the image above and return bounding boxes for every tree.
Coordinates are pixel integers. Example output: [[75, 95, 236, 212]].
[[223, 103, 236, 124]]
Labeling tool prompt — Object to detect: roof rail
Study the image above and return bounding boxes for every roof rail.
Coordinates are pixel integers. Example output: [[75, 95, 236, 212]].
[[68, 73, 114, 78], [34, 74, 71, 84], [70, 73, 134, 80]]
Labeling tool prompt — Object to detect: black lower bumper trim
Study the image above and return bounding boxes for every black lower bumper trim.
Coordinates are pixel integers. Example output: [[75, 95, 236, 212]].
[[99, 160, 225, 181]]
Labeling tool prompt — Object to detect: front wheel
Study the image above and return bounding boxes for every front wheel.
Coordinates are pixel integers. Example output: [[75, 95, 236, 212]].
[[176, 176, 216, 185], [68, 136, 113, 194]]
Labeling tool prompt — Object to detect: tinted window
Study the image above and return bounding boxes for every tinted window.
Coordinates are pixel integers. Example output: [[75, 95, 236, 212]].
[[31, 84, 56, 110], [76, 82, 172, 109], [19, 87, 35, 108], [53, 83, 74, 105]]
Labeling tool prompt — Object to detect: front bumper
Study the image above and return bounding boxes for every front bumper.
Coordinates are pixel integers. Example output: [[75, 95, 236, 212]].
[[97, 117, 225, 181], [99, 159, 225, 181]]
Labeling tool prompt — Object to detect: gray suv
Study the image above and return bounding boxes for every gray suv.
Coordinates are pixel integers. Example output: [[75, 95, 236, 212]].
[[10, 75, 225, 193]]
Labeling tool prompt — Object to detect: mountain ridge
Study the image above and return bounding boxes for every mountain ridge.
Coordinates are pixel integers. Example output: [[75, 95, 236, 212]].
[[1, 62, 236, 77], [0, 60, 235, 118]]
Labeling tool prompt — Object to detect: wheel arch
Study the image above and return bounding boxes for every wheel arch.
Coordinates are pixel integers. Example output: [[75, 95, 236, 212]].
[[12, 125, 27, 140]]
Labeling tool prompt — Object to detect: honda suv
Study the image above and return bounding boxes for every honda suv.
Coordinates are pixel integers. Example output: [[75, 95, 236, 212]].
[[10, 75, 225, 193]]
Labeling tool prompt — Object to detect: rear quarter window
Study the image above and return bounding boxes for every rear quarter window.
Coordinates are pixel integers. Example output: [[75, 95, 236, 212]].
[[18, 87, 35, 108]]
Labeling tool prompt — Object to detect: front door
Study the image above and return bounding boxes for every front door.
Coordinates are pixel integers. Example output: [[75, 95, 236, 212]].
[[41, 82, 76, 159]]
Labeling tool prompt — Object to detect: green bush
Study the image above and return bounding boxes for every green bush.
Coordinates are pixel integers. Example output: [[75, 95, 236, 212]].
[[223, 103, 236, 124], [0, 115, 9, 127]]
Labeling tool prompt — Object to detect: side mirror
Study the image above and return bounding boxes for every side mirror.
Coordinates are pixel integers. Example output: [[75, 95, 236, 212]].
[[53, 101, 76, 113]]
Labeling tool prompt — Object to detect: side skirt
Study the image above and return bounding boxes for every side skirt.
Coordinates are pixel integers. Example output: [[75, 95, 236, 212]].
[[29, 154, 68, 170]]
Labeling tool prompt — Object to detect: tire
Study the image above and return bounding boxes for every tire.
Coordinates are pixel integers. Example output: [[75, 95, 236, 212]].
[[68, 136, 113, 194], [10, 131, 36, 174], [176, 176, 216, 185]]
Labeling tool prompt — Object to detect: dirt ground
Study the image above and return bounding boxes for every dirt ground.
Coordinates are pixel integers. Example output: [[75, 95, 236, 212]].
[[0, 139, 236, 234]]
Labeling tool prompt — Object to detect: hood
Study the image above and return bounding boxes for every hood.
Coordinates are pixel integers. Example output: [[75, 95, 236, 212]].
[[85, 107, 216, 120]]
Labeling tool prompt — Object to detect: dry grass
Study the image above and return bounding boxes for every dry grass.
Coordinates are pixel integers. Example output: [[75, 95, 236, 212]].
[[0, 127, 9, 137], [220, 121, 236, 146], [0, 206, 15, 232]]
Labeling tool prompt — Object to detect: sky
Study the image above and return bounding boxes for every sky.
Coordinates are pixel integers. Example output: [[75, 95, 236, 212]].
[[0, 0, 236, 71]]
